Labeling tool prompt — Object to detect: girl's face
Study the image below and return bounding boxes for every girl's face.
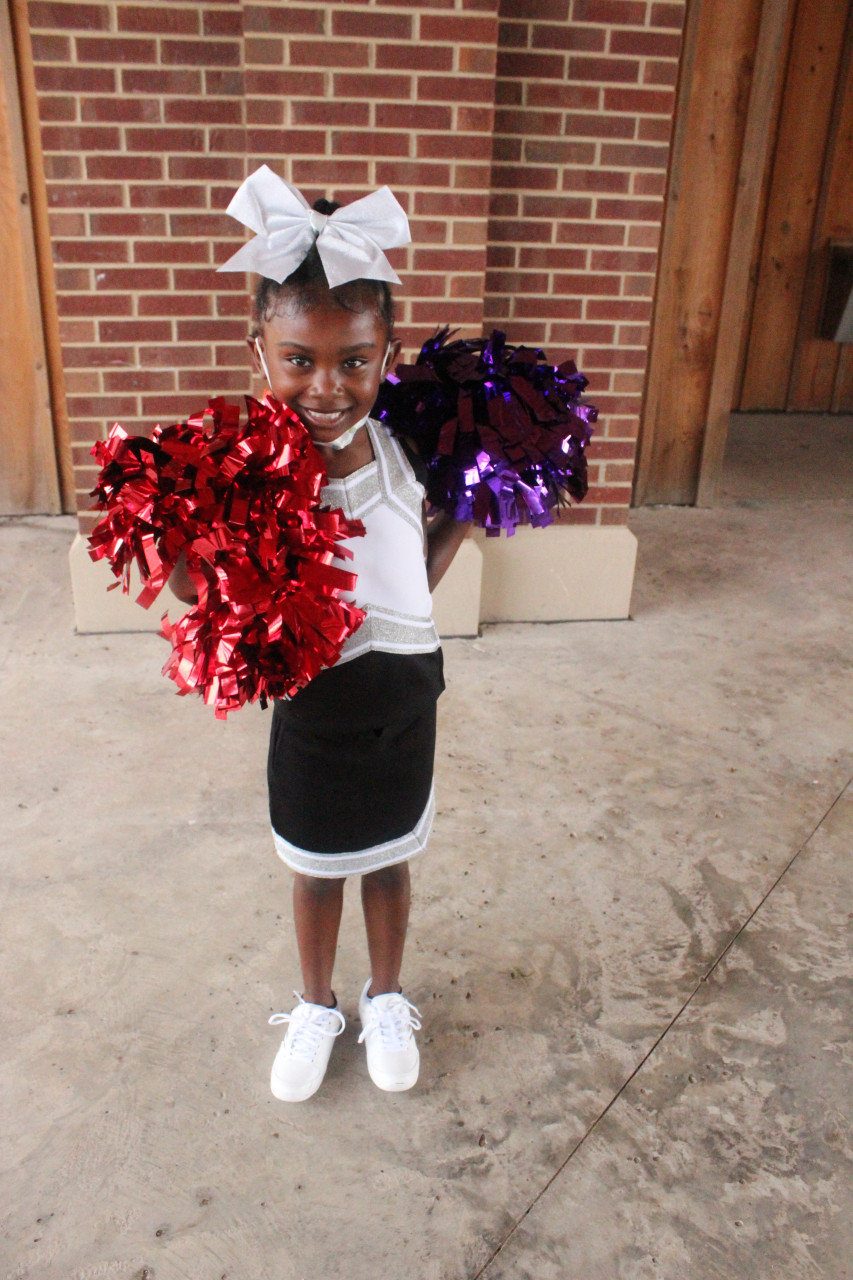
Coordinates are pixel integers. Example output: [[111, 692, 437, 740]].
[[251, 296, 398, 448]]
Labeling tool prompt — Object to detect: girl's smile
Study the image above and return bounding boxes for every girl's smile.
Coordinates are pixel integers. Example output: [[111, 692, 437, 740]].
[[251, 299, 398, 451]]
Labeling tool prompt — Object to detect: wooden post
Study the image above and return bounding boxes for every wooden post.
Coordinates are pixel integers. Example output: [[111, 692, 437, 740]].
[[7, 0, 75, 512], [0, 0, 61, 515], [634, 0, 764, 507], [696, 0, 796, 506]]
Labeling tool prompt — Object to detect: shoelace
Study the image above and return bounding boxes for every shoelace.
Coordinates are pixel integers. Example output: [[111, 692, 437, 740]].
[[358, 994, 422, 1052], [269, 993, 346, 1063]]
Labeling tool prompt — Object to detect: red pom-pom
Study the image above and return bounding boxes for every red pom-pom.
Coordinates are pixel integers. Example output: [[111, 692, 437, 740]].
[[88, 395, 365, 718]]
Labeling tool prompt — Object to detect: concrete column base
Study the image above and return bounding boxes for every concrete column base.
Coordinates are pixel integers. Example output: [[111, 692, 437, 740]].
[[69, 524, 637, 635]]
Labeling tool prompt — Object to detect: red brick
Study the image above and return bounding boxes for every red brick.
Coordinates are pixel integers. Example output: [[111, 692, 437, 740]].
[[596, 198, 663, 221], [587, 299, 652, 319], [417, 132, 493, 159], [498, 0, 569, 16], [59, 319, 96, 342], [332, 131, 411, 156], [205, 70, 244, 95], [617, 324, 651, 344], [47, 182, 123, 208], [396, 272, 454, 297], [103, 369, 174, 391], [58, 293, 132, 317], [168, 156, 245, 181], [31, 33, 71, 58], [416, 191, 490, 217], [572, 0, 646, 21], [449, 275, 484, 298], [457, 106, 494, 131], [514, 295, 585, 319], [563, 112, 635, 138], [583, 345, 648, 368], [375, 161, 451, 187], [600, 507, 629, 524], [524, 139, 596, 164], [180, 369, 249, 392], [489, 192, 519, 216], [122, 68, 203, 94], [53, 240, 129, 264], [247, 98, 283, 124], [560, 168, 631, 193], [495, 80, 523, 106], [498, 20, 528, 49], [553, 273, 622, 295], [292, 160, 370, 185], [87, 156, 163, 180], [644, 60, 679, 86], [246, 128, 327, 153], [407, 218, 450, 243], [79, 96, 158, 123], [36, 63, 116, 92], [549, 322, 616, 343], [638, 117, 673, 143], [138, 294, 213, 316], [243, 6, 325, 34], [293, 100, 370, 126], [41, 124, 120, 150], [177, 320, 248, 341], [333, 73, 411, 99], [141, 393, 219, 416], [126, 128, 206, 153], [497, 50, 566, 80], [48, 211, 86, 235], [63, 344, 134, 367], [411, 301, 482, 324], [203, 10, 242, 37], [454, 162, 494, 188], [127, 185, 208, 209], [161, 39, 241, 66], [38, 96, 76, 121], [459, 48, 496, 75], [165, 99, 242, 125], [418, 75, 494, 103], [496, 108, 562, 136], [584, 485, 632, 504], [207, 127, 249, 151], [519, 246, 593, 267], [376, 103, 452, 130], [650, 2, 686, 28], [44, 154, 82, 179], [420, 13, 496, 41], [332, 11, 412, 38], [611, 30, 682, 57], [488, 218, 552, 243], [98, 320, 172, 343], [527, 83, 600, 109], [244, 36, 284, 65], [491, 164, 558, 191], [67, 395, 139, 417], [291, 39, 369, 67], [29, 2, 109, 29], [485, 269, 550, 293], [531, 24, 605, 51], [117, 5, 199, 33], [174, 268, 239, 290], [413, 248, 486, 271], [377, 44, 453, 71], [522, 194, 594, 217], [90, 213, 166, 236], [568, 56, 640, 84], [75, 36, 156, 62], [627, 224, 661, 247], [623, 273, 655, 295], [603, 87, 676, 114], [590, 249, 657, 273], [134, 241, 210, 264], [601, 142, 670, 168], [94, 268, 171, 291], [139, 346, 213, 369], [493, 136, 522, 161]]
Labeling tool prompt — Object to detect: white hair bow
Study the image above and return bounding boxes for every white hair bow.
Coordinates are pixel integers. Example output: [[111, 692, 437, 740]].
[[217, 165, 410, 288]]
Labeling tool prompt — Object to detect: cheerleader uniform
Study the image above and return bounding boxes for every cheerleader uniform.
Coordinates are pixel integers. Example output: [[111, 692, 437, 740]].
[[268, 418, 444, 877]]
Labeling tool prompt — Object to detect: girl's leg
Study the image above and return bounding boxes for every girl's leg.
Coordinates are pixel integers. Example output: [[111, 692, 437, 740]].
[[292, 872, 345, 1007], [361, 862, 411, 997]]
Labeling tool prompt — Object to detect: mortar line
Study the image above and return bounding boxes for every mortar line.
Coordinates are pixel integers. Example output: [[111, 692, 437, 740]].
[[471, 774, 852, 1280]]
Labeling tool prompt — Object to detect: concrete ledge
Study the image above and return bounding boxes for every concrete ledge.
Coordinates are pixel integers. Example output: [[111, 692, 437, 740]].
[[477, 524, 637, 622], [69, 533, 181, 634], [431, 537, 482, 638]]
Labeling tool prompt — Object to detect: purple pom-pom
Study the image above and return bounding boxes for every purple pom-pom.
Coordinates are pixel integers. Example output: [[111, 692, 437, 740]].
[[373, 328, 596, 534]]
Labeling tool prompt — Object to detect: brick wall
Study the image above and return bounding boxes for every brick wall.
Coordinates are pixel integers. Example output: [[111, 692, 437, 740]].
[[28, 0, 684, 530], [485, 0, 684, 525]]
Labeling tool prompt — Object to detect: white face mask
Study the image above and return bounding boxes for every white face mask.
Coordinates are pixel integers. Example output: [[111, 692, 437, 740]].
[[254, 338, 392, 451]]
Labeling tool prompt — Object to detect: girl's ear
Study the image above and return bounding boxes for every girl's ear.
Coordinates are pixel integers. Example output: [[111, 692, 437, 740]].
[[383, 338, 402, 379], [247, 335, 264, 376]]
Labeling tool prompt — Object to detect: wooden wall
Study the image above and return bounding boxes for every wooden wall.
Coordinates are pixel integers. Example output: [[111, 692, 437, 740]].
[[635, 0, 853, 507]]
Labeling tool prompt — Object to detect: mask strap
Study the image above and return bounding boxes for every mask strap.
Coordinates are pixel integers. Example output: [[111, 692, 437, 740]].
[[254, 337, 273, 388]]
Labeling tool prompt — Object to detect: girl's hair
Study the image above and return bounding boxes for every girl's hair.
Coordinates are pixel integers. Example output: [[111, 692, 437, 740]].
[[252, 197, 395, 337]]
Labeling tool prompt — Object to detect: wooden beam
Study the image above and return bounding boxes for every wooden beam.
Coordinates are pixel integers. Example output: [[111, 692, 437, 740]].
[[0, 0, 60, 515], [739, 0, 849, 410], [634, 0, 763, 507], [8, 0, 75, 512], [696, 0, 796, 506]]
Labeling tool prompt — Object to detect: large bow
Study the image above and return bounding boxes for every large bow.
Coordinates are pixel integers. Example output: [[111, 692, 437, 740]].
[[217, 165, 410, 288]]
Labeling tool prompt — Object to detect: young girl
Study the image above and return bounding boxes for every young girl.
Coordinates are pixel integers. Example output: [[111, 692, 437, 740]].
[[172, 172, 470, 1101]]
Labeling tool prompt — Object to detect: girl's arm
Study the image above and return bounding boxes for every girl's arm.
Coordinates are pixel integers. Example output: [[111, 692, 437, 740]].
[[425, 511, 472, 592], [168, 552, 199, 604]]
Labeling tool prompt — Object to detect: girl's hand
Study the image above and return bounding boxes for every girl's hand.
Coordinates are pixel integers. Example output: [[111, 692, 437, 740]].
[[168, 552, 199, 604]]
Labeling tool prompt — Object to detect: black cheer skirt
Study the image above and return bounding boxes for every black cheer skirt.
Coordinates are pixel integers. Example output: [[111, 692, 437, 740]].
[[267, 702, 437, 878]]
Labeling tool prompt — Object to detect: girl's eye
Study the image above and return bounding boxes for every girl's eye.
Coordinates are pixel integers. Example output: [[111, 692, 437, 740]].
[[284, 355, 312, 368], [343, 358, 368, 370]]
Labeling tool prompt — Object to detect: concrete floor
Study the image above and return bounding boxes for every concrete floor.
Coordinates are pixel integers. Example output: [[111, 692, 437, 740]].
[[1, 415, 852, 1280]]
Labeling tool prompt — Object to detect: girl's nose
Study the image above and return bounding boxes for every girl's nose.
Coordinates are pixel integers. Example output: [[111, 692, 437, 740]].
[[306, 364, 340, 398]]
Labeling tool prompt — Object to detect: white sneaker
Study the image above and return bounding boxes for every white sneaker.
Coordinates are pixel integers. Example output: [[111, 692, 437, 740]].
[[358, 979, 421, 1092], [268, 993, 346, 1102]]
